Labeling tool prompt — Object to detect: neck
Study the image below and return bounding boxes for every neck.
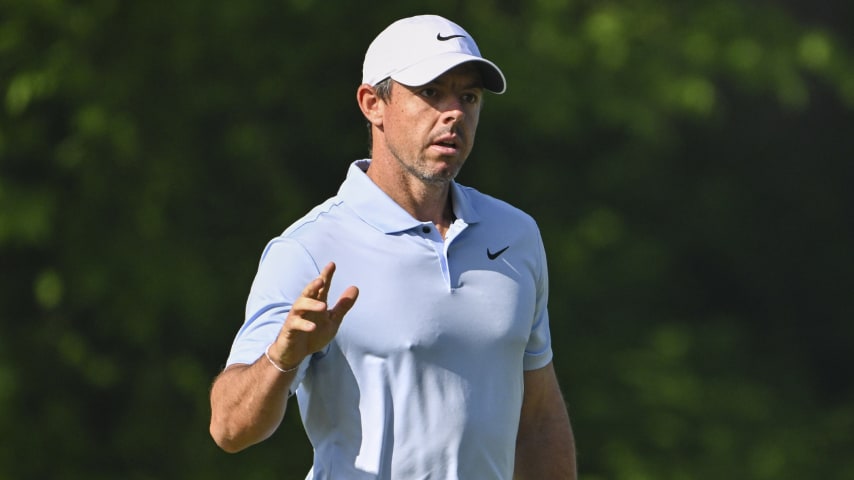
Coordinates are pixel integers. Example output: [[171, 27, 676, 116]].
[[366, 156, 456, 234]]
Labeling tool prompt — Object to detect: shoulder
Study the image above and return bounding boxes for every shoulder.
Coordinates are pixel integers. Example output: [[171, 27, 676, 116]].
[[280, 195, 350, 239], [261, 193, 363, 266], [457, 184, 540, 231]]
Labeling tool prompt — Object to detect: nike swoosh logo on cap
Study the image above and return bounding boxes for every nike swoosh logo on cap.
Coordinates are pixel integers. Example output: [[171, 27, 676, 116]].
[[487, 246, 509, 260], [437, 33, 466, 41]]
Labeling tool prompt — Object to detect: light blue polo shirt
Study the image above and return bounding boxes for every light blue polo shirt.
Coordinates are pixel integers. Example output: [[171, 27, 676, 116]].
[[226, 159, 553, 479]]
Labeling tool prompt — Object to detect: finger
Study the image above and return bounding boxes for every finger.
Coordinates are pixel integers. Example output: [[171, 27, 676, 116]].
[[300, 276, 325, 301], [316, 262, 336, 303], [284, 317, 318, 333], [291, 296, 328, 315], [329, 286, 359, 324]]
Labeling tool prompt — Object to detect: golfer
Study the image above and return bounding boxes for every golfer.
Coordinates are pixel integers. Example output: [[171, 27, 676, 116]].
[[210, 14, 577, 479]]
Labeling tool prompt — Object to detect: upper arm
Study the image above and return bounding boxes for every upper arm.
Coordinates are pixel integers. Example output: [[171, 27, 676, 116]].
[[521, 361, 565, 418]]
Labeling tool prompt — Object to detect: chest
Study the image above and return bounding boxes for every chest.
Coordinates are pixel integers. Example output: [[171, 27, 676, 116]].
[[327, 225, 539, 360]]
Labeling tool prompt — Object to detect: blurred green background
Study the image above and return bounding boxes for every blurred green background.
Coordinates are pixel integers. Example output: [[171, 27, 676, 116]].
[[1, 0, 852, 478]]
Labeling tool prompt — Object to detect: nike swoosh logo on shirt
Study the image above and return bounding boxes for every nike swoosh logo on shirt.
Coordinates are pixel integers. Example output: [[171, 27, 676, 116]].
[[487, 246, 510, 260]]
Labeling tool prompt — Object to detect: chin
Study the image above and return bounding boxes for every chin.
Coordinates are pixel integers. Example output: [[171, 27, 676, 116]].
[[430, 166, 462, 184]]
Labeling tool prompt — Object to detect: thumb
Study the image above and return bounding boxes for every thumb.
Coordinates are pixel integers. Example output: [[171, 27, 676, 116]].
[[329, 286, 359, 323]]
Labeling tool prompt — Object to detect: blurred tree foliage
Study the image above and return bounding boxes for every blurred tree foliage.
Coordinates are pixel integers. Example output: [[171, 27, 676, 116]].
[[1, 0, 852, 478]]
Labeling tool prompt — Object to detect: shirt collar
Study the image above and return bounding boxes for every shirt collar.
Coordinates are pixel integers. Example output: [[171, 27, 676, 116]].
[[339, 159, 481, 234]]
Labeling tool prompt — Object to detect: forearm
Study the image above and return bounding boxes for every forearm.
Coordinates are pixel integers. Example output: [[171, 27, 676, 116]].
[[514, 406, 576, 479], [514, 365, 577, 479], [209, 357, 297, 453], [210, 262, 358, 452]]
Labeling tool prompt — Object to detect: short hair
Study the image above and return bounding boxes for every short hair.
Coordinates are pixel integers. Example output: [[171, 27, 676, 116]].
[[366, 78, 393, 156], [374, 77, 393, 102]]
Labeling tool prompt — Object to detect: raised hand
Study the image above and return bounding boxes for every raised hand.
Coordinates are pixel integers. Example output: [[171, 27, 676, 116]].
[[267, 262, 359, 371]]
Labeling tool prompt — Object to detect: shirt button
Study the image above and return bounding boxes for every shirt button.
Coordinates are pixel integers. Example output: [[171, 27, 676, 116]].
[[422, 226, 431, 234]]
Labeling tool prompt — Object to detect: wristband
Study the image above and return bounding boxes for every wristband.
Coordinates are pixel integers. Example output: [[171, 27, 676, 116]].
[[265, 344, 300, 374]]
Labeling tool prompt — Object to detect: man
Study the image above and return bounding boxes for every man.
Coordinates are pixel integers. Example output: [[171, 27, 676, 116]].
[[209, 14, 577, 479]]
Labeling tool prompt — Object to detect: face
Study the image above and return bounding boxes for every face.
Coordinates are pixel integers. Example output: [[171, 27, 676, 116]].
[[378, 63, 483, 185]]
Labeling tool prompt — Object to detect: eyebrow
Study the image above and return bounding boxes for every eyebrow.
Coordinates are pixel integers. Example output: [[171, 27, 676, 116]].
[[426, 76, 484, 91]]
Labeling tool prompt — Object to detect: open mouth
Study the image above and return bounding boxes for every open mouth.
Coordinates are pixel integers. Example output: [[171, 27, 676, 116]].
[[431, 140, 459, 155], [432, 134, 461, 153]]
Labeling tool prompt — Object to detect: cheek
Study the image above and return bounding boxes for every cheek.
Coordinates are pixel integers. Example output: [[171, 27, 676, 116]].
[[385, 104, 421, 131], [466, 104, 481, 125], [466, 111, 480, 137], [381, 108, 406, 139]]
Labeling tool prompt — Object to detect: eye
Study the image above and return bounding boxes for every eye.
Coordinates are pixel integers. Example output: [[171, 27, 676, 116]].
[[462, 92, 480, 105], [420, 88, 438, 98]]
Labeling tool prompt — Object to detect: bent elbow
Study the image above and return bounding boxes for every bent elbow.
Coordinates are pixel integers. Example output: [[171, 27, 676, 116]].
[[210, 416, 279, 453], [209, 421, 248, 454]]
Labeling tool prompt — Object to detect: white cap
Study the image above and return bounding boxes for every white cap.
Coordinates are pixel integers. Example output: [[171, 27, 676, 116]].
[[362, 15, 506, 94]]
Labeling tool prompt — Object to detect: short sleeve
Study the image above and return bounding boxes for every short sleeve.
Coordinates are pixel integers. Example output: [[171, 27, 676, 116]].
[[225, 237, 320, 389], [523, 227, 553, 371]]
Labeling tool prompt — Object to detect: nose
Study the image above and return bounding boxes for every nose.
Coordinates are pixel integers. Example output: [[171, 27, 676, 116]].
[[440, 98, 465, 125]]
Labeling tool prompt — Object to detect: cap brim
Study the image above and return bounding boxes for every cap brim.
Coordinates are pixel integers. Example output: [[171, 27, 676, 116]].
[[390, 52, 506, 94]]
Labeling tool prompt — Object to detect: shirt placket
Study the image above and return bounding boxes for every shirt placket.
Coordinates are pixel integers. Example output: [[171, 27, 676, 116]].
[[418, 220, 467, 291]]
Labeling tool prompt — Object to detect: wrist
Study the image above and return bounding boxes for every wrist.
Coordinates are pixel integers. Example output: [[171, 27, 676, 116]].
[[264, 343, 300, 374]]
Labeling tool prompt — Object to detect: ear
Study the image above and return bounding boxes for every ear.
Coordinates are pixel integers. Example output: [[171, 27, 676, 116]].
[[357, 83, 384, 128]]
